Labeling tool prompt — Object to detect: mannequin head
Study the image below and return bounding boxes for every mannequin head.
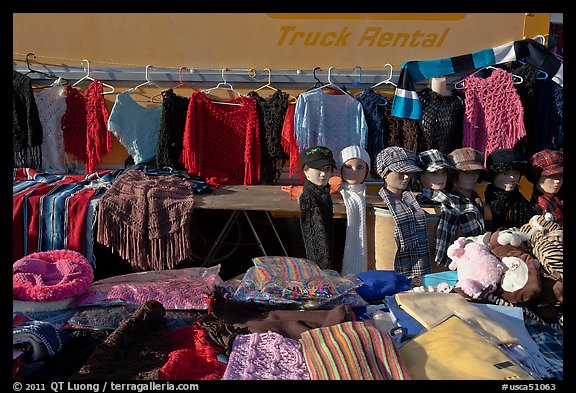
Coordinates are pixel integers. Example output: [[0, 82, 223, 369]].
[[486, 148, 527, 192], [375, 147, 422, 198], [415, 149, 454, 191], [448, 147, 486, 197], [299, 146, 336, 187], [337, 145, 371, 185], [530, 149, 563, 197]]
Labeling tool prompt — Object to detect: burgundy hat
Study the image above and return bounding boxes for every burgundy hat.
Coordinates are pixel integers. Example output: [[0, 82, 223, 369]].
[[530, 149, 563, 177]]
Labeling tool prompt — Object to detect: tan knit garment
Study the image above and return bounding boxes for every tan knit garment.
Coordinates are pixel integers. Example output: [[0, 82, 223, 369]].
[[97, 170, 195, 270]]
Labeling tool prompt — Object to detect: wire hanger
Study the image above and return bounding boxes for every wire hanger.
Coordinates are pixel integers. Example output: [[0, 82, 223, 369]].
[[72, 59, 115, 94], [24, 53, 69, 88], [371, 63, 397, 89], [453, 65, 523, 90], [201, 68, 243, 106], [306, 66, 352, 97], [343, 65, 363, 90], [125, 65, 163, 102], [251, 68, 298, 103], [533, 34, 546, 45], [150, 66, 191, 103]]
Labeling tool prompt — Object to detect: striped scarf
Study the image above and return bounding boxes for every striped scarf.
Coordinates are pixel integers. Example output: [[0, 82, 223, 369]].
[[378, 187, 431, 277], [392, 38, 563, 120], [299, 320, 411, 380]]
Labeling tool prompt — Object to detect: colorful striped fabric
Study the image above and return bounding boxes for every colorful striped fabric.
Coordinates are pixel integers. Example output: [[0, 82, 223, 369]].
[[299, 321, 411, 380], [392, 38, 563, 120], [252, 256, 325, 281], [13, 168, 121, 263]]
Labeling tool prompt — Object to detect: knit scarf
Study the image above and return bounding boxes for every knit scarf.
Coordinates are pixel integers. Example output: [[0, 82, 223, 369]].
[[280, 104, 299, 178], [299, 179, 334, 270], [248, 90, 290, 184], [339, 183, 368, 275], [484, 184, 536, 231], [13, 70, 43, 169], [96, 170, 196, 271], [378, 187, 430, 277], [356, 89, 389, 176], [382, 99, 421, 154], [418, 87, 465, 154]]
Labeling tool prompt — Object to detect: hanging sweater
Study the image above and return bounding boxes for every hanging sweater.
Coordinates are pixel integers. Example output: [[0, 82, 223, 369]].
[[294, 89, 368, 160], [392, 38, 563, 120], [356, 89, 389, 174], [339, 183, 368, 275], [417, 87, 464, 154], [61, 81, 112, 174], [155, 89, 190, 170], [108, 91, 163, 165], [280, 104, 300, 178], [13, 70, 44, 169], [248, 90, 290, 184], [34, 80, 69, 174], [462, 68, 526, 162], [181, 91, 260, 187]]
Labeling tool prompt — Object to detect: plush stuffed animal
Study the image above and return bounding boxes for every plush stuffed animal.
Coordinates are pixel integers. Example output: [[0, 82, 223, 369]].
[[488, 228, 542, 304], [447, 233, 505, 299]]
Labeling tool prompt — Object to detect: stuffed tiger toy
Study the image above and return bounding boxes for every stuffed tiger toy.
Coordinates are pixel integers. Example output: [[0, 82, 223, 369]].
[[518, 214, 563, 280]]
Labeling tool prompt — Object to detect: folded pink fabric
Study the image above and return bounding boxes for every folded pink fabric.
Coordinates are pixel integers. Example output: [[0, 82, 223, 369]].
[[13, 249, 94, 302]]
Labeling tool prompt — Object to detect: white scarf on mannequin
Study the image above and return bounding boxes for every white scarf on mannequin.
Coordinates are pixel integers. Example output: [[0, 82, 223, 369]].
[[340, 182, 368, 275]]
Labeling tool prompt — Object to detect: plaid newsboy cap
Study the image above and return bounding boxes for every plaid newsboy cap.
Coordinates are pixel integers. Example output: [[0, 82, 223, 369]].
[[448, 147, 486, 171], [416, 149, 454, 173], [530, 149, 563, 177]]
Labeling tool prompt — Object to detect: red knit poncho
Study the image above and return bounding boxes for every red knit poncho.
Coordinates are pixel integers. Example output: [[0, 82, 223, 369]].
[[61, 81, 112, 174], [180, 92, 260, 187]]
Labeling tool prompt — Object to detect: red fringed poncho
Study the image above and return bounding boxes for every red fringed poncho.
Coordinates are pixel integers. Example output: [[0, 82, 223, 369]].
[[180, 92, 260, 187], [61, 81, 112, 174]]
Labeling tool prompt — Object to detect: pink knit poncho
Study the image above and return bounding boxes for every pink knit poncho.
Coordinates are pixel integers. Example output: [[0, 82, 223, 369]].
[[462, 68, 526, 162]]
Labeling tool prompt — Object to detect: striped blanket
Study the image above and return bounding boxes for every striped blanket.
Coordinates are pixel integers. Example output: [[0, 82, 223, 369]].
[[12, 168, 121, 265]]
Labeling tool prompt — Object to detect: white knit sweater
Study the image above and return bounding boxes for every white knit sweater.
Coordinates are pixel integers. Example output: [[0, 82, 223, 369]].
[[34, 80, 69, 174], [339, 183, 368, 275]]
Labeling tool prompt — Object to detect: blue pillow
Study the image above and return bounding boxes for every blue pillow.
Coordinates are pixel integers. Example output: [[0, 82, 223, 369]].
[[355, 270, 411, 302]]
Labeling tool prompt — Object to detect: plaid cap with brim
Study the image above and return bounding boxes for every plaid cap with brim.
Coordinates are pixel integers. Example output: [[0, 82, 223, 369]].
[[530, 149, 563, 177], [375, 146, 422, 178], [416, 149, 455, 173], [448, 147, 486, 171]]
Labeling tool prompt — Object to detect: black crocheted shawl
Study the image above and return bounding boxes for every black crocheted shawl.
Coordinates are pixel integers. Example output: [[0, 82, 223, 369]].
[[417, 87, 465, 154], [299, 179, 335, 270], [248, 90, 290, 184], [13, 70, 43, 169], [485, 183, 536, 231], [508, 62, 538, 158], [156, 89, 190, 170]]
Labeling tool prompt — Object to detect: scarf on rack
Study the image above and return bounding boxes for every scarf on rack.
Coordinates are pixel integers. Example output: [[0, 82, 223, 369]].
[[299, 179, 335, 270], [280, 104, 299, 178], [392, 38, 563, 120], [531, 189, 563, 227], [381, 99, 421, 154], [13, 70, 44, 169], [96, 170, 196, 271], [534, 78, 564, 154], [61, 81, 112, 174], [484, 184, 536, 231], [378, 187, 430, 277], [509, 61, 538, 158], [419, 187, 484, 266], [417, 87, 464, 154], [156, 89, 190, 170], [356, 89, 389, 176], [248, 90, 290, 184], [339, 183, 368, 275]]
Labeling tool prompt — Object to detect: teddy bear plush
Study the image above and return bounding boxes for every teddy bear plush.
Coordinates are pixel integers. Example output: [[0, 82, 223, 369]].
[[447, 233, 505, 299], [488, 228, 542, 304]]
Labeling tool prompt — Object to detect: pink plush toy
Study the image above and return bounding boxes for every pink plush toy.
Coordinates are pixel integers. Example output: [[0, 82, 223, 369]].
[[447, 233, 505, 299]]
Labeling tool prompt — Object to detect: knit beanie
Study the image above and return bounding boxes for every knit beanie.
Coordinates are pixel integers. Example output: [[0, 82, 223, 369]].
[[222, 331, 310, 380], [13, 249, 94, 303], [486, 148, 528, 182], [337, 145, 371, 181]]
